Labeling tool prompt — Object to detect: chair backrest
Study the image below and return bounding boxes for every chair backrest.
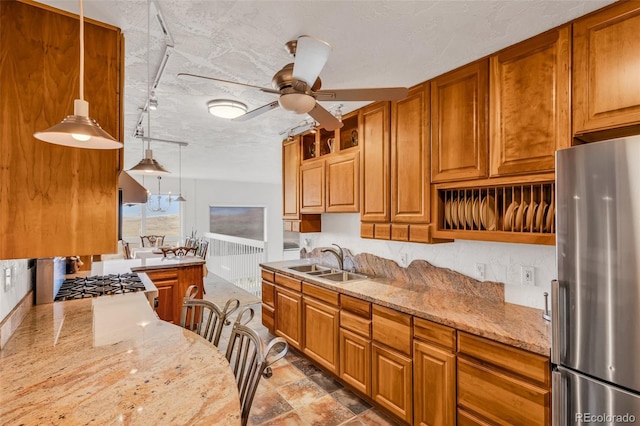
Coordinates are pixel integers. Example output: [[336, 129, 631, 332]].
[[196, 240, 209, 259], [140, 235, 165, 247], [122, 241, 131, 259], [180, 285, 240, 348], [184, 237, 198, 248], [225, 307, 289, 426], [161, 246, 197, 257]]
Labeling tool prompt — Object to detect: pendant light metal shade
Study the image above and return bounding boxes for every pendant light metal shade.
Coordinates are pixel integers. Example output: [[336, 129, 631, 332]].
[[33, 1, 122, 150], [175, 194, 187, 202], [129, 149, 169, 175]]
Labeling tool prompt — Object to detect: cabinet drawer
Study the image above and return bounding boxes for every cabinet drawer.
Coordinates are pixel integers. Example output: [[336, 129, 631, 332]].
[[372, 305, 412, 356], [414, 317, 456, 350], [275, 273, 302, 292], [341, 295, 371, 318], [303, 282, 338, 306], [146, 268, 178, 282], [262, 303, 275, 332], [261, 269, 275, 282], [374, 223, 391, 240], [262, 280, 275, 307], [340, 311, 371, 338], [360, 222, 375, 239], [458, 357, 550, 426], [458, 408, 492, 426], [458, 332, 550, 386]]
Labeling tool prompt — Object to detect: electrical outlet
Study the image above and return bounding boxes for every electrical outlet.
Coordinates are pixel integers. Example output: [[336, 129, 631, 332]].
[[522, 266, 535, 285], [4, 267, 11, 291], [400, 253, 409, 267], [475, 263, 485, 281]]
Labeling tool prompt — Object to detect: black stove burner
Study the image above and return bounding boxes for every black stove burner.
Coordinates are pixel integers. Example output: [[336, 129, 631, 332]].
[[54, 272, 146, 301]]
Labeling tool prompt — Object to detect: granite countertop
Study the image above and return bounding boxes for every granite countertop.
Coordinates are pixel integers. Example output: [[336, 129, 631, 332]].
[[0, 292, 240, 425], [91, 257, 205, 275], [261, 258, 551, 356]]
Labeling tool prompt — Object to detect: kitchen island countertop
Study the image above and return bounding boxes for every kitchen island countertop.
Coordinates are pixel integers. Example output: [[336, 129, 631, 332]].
[[0, 292, 240, 425], [261, 259, 550, 356]]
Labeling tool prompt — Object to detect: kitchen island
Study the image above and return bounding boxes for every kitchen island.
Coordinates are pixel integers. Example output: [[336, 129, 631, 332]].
[[92, 257, 206, 324], [0, 292, 240, 425]]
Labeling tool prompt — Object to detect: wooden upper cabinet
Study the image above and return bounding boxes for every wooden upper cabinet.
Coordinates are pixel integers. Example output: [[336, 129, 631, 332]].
[[300, 160, 325, 213], [431, 59, 489, 183], [326, 152, 359, 213], [360, 102, 391, 222], [573, 1, 640, 140], [489, 26, 571, 177], [391, 83, 431, 223], [282, 138, 300, 220], [0, 1, 122, 259]]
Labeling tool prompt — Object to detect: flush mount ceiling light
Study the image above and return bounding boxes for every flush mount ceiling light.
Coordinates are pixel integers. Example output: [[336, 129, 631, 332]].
[[207, 99, 248, 119], [33, 0, 122, 150]]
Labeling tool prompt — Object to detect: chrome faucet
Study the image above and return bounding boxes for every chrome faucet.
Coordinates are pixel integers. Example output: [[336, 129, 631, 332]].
[[321, 244, 344, 271]]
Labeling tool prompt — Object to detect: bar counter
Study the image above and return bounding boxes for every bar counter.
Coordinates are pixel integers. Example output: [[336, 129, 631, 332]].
[[0, 292, 240, 425]]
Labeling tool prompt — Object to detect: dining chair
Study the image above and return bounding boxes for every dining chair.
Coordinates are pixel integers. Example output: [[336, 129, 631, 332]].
[[161, 246, 197, 257], [140, 235, 165, 247], [122, 241, 132, 259], [225, 307, 289, 426], [196, 240, 209, 259], [180, 285, 240, 348]]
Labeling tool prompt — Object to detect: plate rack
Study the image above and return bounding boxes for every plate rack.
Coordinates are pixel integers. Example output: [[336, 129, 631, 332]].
[[435, 181, 555, 244]]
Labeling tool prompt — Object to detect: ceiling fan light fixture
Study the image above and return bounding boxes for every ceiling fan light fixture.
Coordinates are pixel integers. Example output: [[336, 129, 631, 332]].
[[207, 99, 248, 119], [278, 93, 316, 114]]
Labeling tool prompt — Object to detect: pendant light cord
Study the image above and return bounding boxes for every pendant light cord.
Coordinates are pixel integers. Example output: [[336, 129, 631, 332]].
[[146, 0, 152, 152], [79, 0, 85, 100]]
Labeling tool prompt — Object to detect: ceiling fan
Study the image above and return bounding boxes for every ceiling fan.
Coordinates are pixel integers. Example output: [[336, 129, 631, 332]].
[[178, 35, 408, 131]]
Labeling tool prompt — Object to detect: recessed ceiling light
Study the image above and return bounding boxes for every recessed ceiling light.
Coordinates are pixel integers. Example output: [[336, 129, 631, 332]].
[[207, 99, 248, 119]]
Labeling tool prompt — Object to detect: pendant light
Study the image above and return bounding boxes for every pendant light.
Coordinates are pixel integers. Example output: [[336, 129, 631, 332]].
[[33, 0, 122, 149], [128, 0, 169, 175], [175, 145, 186, 202]]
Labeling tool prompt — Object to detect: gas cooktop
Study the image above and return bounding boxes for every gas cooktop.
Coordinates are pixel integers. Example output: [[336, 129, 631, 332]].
[[54, 273, 146, 301]]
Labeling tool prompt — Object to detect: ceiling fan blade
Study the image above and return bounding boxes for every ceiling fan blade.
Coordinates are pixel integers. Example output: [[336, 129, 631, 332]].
[[307, 103, 344, 131], [292, 35, 332, 87], [232, 100, 280, 122], [177, 72, 280, 95], [315, 87, 409, 101]]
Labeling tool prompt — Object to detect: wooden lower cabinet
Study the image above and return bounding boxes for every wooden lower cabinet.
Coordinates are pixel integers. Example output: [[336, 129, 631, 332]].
[[274, 286, 303, 350], [458, 408, 492, 426], [413, 340, 456, 426], [457, 332, 551, 425], [372, 343, 413, 423], [143, 264, 204, 325], [303, 296, 339, 374], [339, 327, 371, 396]]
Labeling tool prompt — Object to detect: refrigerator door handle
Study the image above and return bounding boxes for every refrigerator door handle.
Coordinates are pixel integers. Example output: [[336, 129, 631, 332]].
[[552, 370, 566, 426], [551, 279, 561, 364]]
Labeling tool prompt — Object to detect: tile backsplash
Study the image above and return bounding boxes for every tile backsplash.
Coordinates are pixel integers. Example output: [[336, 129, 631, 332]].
[[301, 214, 556, 310]]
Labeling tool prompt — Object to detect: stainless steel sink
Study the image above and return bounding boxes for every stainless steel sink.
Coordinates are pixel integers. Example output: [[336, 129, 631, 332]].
[[287, 264, 331, 273], [317, 271, 368, 282], [306, 269, 339, 276]]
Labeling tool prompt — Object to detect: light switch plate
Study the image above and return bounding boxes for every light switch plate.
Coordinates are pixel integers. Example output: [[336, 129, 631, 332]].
[[475, 263, 485, 281], [4, 267, 11, 291]]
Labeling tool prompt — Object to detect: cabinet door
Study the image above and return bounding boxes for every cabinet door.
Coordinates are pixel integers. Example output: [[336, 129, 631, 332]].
[[431, 60, 489, 183], [300, 160, 325, 213], [391, 83, 431, 223], [372, 343, 413, 423], [275, 287, 302, 350], [146, 269, 179, 323], [0, 1, 122, 259], [414, 340, 456, 426], [326, 152, 359, 213], [360, 101, 391, 222], [303, 297, 339, 374], [340, 328, 371, 396], [490, 26, 570, 177], [573, 1, 640, 139], [282, 138, 300, 219]]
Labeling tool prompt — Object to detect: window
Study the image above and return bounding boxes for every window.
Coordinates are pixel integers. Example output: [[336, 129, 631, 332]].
[[209, 206, 265, 241], [122, 195, 180, 244]]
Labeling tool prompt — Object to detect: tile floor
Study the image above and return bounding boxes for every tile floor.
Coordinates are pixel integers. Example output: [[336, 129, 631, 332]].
[[215, 300, 399, 426]]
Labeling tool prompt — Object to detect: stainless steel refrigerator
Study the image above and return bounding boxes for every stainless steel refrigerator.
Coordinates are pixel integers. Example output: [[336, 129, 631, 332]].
[[553, 135, 640, 425]]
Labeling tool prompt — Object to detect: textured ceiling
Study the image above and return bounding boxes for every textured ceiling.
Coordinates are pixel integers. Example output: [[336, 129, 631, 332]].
[[38, 0, 614, 184]]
